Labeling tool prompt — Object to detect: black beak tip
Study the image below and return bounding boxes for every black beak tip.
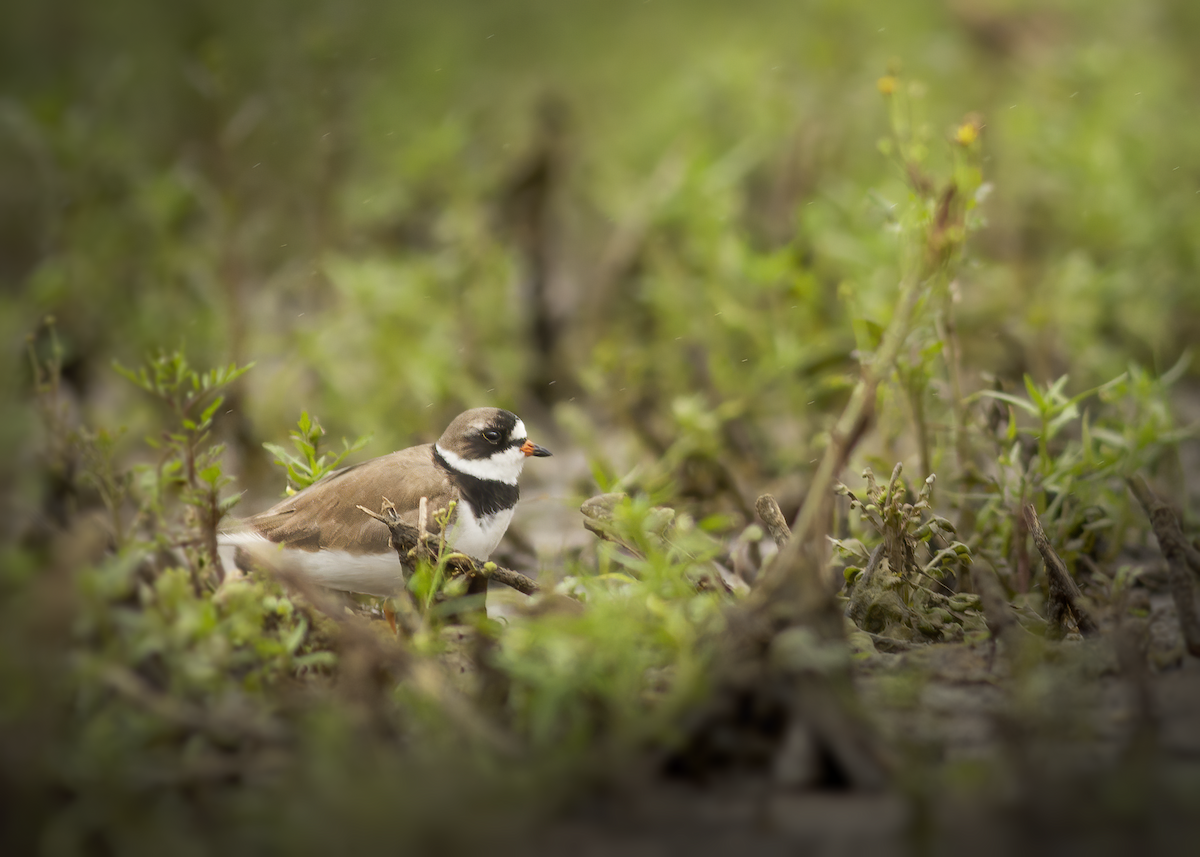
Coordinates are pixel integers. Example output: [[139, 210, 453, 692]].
[[521, 439, 553, 458]]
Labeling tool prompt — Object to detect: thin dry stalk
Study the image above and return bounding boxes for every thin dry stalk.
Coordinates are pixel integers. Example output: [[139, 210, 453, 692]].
[[357, 500, 540, 596], [756, 271, 926, 619], [1127, 475, 1200, 657], [1023, 503, 1098, 637], [755, 494, 792, 549]]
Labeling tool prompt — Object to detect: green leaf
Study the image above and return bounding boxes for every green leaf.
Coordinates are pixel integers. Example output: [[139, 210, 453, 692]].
[[283, 618, 308, 654], [200, 395, 225, 426], [1022, 374, 1047, 411], [1044, 374, 1070, 404], [198, 464, 223, 485], [1090, 428, 1129, 449], [262, 442, 292, 462], [1160, 350, 1192, 387], [1046, 403, 1080, 438], [828, 537, 871, 563], [112, 359, 148, 391], [977, 389, 1040, 417]]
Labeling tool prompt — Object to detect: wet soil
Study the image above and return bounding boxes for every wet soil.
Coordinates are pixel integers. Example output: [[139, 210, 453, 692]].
[[531, 595, 1200, 856]]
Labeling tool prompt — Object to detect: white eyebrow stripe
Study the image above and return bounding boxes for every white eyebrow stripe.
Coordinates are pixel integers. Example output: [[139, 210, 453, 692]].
[[435, 443, 522, 485], [512, 418, 527, 442]]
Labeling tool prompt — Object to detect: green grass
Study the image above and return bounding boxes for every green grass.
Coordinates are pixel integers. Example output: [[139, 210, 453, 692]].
[[2, 0, 1198, 852]]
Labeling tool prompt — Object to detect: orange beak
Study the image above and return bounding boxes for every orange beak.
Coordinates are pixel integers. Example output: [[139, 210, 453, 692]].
[[520, 439, 552, 458]]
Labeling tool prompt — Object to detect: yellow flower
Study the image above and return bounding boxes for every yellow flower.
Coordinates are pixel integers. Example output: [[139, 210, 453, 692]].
[[877, 76, 898, 95], [955, 121, 979, 146]]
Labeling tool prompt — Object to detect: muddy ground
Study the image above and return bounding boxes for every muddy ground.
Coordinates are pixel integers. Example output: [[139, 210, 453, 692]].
[[527, 591, 1200, 856]]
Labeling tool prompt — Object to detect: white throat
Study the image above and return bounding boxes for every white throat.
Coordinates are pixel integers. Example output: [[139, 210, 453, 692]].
[[448, 503, 514, 559], [435, 443, 526, 485]]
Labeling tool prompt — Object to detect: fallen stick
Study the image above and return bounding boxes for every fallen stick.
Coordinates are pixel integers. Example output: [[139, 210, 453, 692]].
[[1127, 475, 1200, 657], [1023, 503, 1098, 637]]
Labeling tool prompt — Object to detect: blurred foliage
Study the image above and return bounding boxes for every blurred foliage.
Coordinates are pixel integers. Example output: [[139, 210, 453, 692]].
[[4, 0, 1198, 466], [3, 0, 1200, 852]]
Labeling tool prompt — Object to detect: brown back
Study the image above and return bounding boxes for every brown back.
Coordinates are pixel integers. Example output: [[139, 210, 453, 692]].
[[243, 444, 459, 555]]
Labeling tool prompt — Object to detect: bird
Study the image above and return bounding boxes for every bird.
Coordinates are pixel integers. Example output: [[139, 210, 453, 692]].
[[219, 407, 551, 598]]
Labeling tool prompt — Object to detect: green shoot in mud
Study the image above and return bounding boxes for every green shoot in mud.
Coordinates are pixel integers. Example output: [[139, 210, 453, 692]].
[[963, 360, 1194, 592], [835, 466, 982, 644]]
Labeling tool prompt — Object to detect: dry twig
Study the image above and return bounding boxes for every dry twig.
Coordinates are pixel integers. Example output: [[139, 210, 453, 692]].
[[704, 275, 932, 792], [1023, 503, 1098, 637], [755, 494, 792, 549], [1127, 475, 1200, 657], [357, 500, 540, 596]]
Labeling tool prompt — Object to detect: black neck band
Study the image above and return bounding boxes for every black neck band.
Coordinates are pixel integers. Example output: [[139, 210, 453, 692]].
[[432, 447, 520, 518]]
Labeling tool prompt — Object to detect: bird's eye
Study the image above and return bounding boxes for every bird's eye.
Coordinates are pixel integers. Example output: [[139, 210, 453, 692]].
[[483, 428, 502, 444]]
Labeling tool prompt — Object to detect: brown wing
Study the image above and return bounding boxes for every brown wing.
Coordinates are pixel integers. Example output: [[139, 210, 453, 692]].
[[240, 444, 459, 554]]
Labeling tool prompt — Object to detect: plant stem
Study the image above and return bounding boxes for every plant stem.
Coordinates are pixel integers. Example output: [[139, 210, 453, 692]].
[[937, 283, 975, 531], [758, 271, 928, 611]]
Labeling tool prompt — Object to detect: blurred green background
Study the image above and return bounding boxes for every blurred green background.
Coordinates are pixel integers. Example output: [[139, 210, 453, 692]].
[[4, 2, 1200, 852], [5, 0, 1198, 517]]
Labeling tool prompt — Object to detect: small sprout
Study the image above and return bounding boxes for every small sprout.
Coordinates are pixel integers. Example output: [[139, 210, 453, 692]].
[[265, 411, 370, 494]]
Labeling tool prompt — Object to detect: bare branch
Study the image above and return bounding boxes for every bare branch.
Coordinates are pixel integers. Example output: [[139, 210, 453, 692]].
[[755, 494, 792, 549], [1127, 475, 1200, 657], [356, 503, 540, 596], [1023, 503, 1098, 637]]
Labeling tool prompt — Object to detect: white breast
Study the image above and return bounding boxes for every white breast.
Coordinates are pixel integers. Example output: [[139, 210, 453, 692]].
[[447, 503, 515, 560]]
